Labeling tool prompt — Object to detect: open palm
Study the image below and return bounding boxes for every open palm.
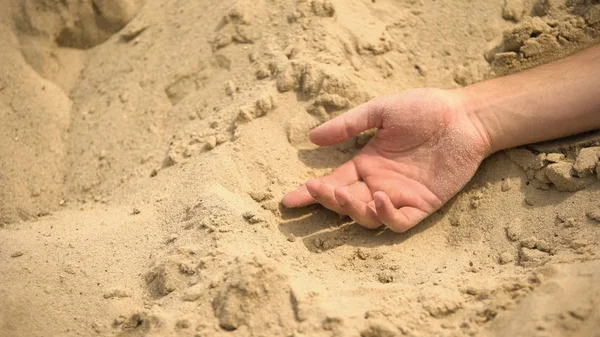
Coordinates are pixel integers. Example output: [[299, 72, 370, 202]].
[[282, 88, 492, 232]]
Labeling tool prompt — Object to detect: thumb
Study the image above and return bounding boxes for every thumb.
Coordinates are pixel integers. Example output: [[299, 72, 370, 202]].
[[309, 99, 384, 146]]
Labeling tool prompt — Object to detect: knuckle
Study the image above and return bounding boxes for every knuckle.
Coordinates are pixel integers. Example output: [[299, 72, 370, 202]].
[[341, 116, 355, 137]]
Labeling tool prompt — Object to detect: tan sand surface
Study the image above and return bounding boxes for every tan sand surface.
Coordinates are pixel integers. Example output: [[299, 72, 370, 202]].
[[1, 0, 599, 336]]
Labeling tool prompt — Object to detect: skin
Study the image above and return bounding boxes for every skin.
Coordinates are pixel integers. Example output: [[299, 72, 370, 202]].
[[282, 44, 600, 232]]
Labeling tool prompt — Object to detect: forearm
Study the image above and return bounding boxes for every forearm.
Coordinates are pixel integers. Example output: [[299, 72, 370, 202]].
[[460, 44, 600, 155]]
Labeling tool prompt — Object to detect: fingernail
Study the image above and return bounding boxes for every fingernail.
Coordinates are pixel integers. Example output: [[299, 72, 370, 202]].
[[308, 189, 319, 198], [375, 199, 383, 208], [337, 197, 346, 206]]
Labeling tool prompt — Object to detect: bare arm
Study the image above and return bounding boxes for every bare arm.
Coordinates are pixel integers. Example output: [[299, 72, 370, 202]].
[[463, 44, 600, 155], [283, 44, 600, 232]]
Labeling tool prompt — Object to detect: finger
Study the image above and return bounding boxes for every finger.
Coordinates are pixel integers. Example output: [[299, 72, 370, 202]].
[[306, 179, 346, 215], [282, 185, 315, 208], [282, 161, 359, 208], [334, 187, 382, 229], [309, 99, 384, 146], [321, 160, 360, 187], [373, 191, 428, 233], [345, 181, 373, 203], [384, 184, 425, 210]]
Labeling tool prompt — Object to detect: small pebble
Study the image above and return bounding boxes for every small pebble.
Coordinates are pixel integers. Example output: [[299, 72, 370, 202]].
[[498, 251, 514, 265], [224, 80, 236, 96], [586, 208, 600, 222], [11, 251, 24, 258], [357, 248, 369, 260], [501, 179, 511, 192]]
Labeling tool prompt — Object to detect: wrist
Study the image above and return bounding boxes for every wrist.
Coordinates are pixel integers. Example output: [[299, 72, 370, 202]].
[[453, 86, 498, 157]]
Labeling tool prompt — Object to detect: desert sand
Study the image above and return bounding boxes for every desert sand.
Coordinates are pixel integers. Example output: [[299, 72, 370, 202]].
[[1, 0, 600, 336]]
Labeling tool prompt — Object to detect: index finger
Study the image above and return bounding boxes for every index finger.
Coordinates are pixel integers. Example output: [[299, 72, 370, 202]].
[[282, 160, 360, 208]]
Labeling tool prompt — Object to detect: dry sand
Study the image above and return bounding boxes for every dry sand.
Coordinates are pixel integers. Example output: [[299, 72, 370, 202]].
[[1, 0, 600, 336]]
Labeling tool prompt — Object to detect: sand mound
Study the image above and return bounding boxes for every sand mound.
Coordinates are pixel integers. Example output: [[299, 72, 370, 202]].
[[489, 0, 600, 75], [1, 0, 599, 336], [212, 255, 298, 333]]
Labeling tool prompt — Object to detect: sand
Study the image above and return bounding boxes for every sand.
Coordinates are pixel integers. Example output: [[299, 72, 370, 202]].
[[0, 0, 599, 336]]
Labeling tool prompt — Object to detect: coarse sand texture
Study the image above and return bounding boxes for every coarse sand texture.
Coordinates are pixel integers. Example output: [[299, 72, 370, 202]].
[[1, 0, 600, 336]]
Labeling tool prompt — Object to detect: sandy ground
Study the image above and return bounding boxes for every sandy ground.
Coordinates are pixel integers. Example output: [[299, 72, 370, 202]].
[[1, 0, 600, 336]]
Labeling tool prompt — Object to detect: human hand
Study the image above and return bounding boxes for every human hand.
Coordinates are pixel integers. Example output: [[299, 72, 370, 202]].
[[282, 88, 492, 232]]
